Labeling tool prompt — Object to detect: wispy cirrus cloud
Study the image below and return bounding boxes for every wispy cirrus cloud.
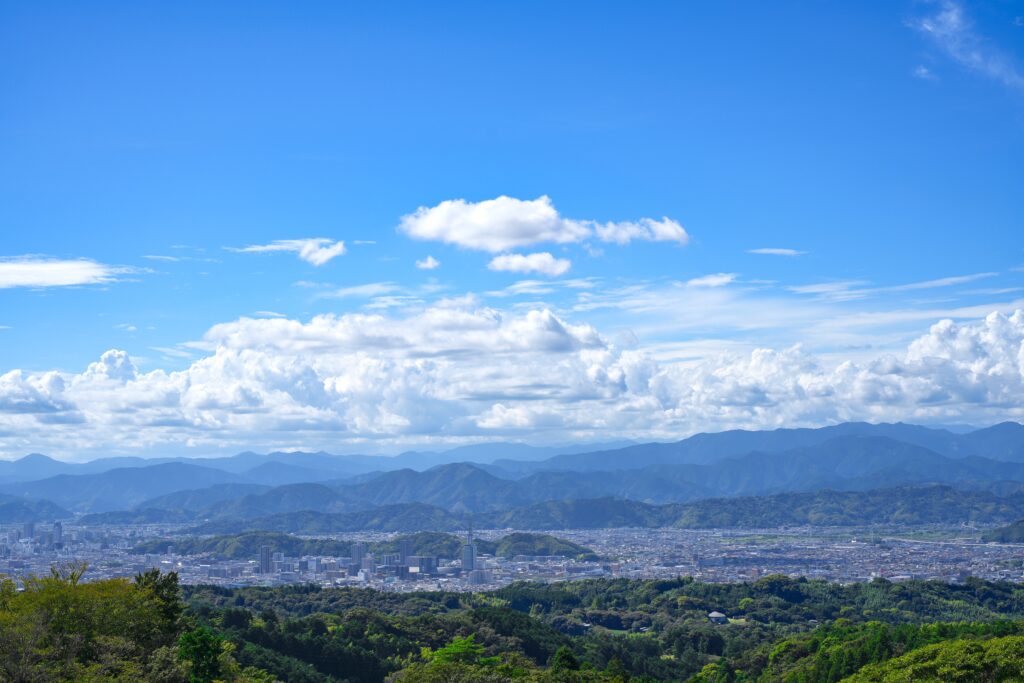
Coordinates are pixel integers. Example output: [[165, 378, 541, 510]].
[[325, 282, 401, 298], [228, 238, 346, 266], [747, 247, 805, 256], [789, 272, 997, 301], [910, 0, 1024, 90], [0, 257, 135, 289]]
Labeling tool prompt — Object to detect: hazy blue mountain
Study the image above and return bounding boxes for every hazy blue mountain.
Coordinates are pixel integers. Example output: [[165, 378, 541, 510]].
[[0, 496, 71, 523], [135, 483, 271, 512], [481, 497, 679, 529], [0, 463, 247, 512], [239, 461, 345, 485], [135, 436, 1024, 518], [957, 422, 1024, 462], [78, 508, 196, 524], [333, 462, 528, 512], [0, 454, 76, 483], [4, 421, 1019, 488], [499, 422, 1024, 474], [190, 503, 466, 534], [203, 483, 358, 520]]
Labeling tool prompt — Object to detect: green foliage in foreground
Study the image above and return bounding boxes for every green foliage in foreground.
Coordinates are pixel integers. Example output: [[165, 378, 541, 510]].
[[0, 564, 274, 682], [9, 569, 1024, 681], [180, 574, 1024, 683], [842, 635, 1024, 682]]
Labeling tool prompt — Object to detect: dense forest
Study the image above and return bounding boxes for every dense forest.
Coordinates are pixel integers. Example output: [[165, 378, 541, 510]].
[[6, 567, 1024, 681]]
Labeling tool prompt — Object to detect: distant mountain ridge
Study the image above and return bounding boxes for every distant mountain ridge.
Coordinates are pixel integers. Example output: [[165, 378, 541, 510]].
[[4, 421, 1024, 517]]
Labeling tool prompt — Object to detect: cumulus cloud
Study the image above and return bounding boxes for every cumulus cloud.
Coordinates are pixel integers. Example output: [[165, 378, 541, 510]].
[[230, 238, 346, 266], [1, 305, 1023, 458], [416, 255, 441, 270], [0, 257, 129, 289], [910, 0, 1024, 90], [398, 195, 687, 251], [488, 252, 572, 277]]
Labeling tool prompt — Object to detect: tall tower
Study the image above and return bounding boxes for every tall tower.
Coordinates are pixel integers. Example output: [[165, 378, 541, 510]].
[[259, 545, 272, 574], [52, 521, 63, 545], [461, 520, 476, 572]]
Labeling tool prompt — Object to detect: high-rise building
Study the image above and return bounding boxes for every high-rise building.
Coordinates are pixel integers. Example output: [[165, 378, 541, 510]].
[[397, 538, 412, 564], [259, 545, 273, 574], [351, 542, 366, 567], [22, 521, 34, 540], [461, 524, 477, 572], [52, 521, 63, 545]]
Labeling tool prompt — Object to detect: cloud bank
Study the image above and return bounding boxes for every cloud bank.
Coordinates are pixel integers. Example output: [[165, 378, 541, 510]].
[[1, 305, 1022, 459]]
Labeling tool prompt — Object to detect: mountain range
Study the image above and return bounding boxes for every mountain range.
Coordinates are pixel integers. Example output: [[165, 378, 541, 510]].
[[5, 422, 1024, 525]]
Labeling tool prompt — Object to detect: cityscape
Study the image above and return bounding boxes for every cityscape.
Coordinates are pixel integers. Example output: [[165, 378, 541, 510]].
[[6, 519, 1024, 591]]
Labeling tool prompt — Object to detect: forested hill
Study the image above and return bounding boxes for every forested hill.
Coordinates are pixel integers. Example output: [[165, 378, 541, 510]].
[[982, 519, 1024, 543], [188, 485, 1024, 535]]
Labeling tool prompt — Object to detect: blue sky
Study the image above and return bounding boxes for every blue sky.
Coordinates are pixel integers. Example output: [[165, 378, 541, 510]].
[[1, 1, 1023, 459]]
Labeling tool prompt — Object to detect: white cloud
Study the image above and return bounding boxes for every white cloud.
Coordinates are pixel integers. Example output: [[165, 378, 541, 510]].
[[398, 195, 687, 251], [325, 282, 400, 298], [416, 255, 441, 270], [910, 1, 1024, 90], [883, 272, 997, 292], [143, 255, 181, 262], [230, 238, 346, 266], [788, 273, 997, 301], [488, 252, 572, 277], [1, 302, 1023, 459], [687, 273, 736, 288], [748, 248, 805, 256], [0, 257, 128, 289], [593, 218, 689, 245]]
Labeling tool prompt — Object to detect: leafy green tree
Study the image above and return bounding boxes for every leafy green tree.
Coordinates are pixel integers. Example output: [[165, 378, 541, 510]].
[[551, 646, 581, 671], [178, 626, 225, 683]]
